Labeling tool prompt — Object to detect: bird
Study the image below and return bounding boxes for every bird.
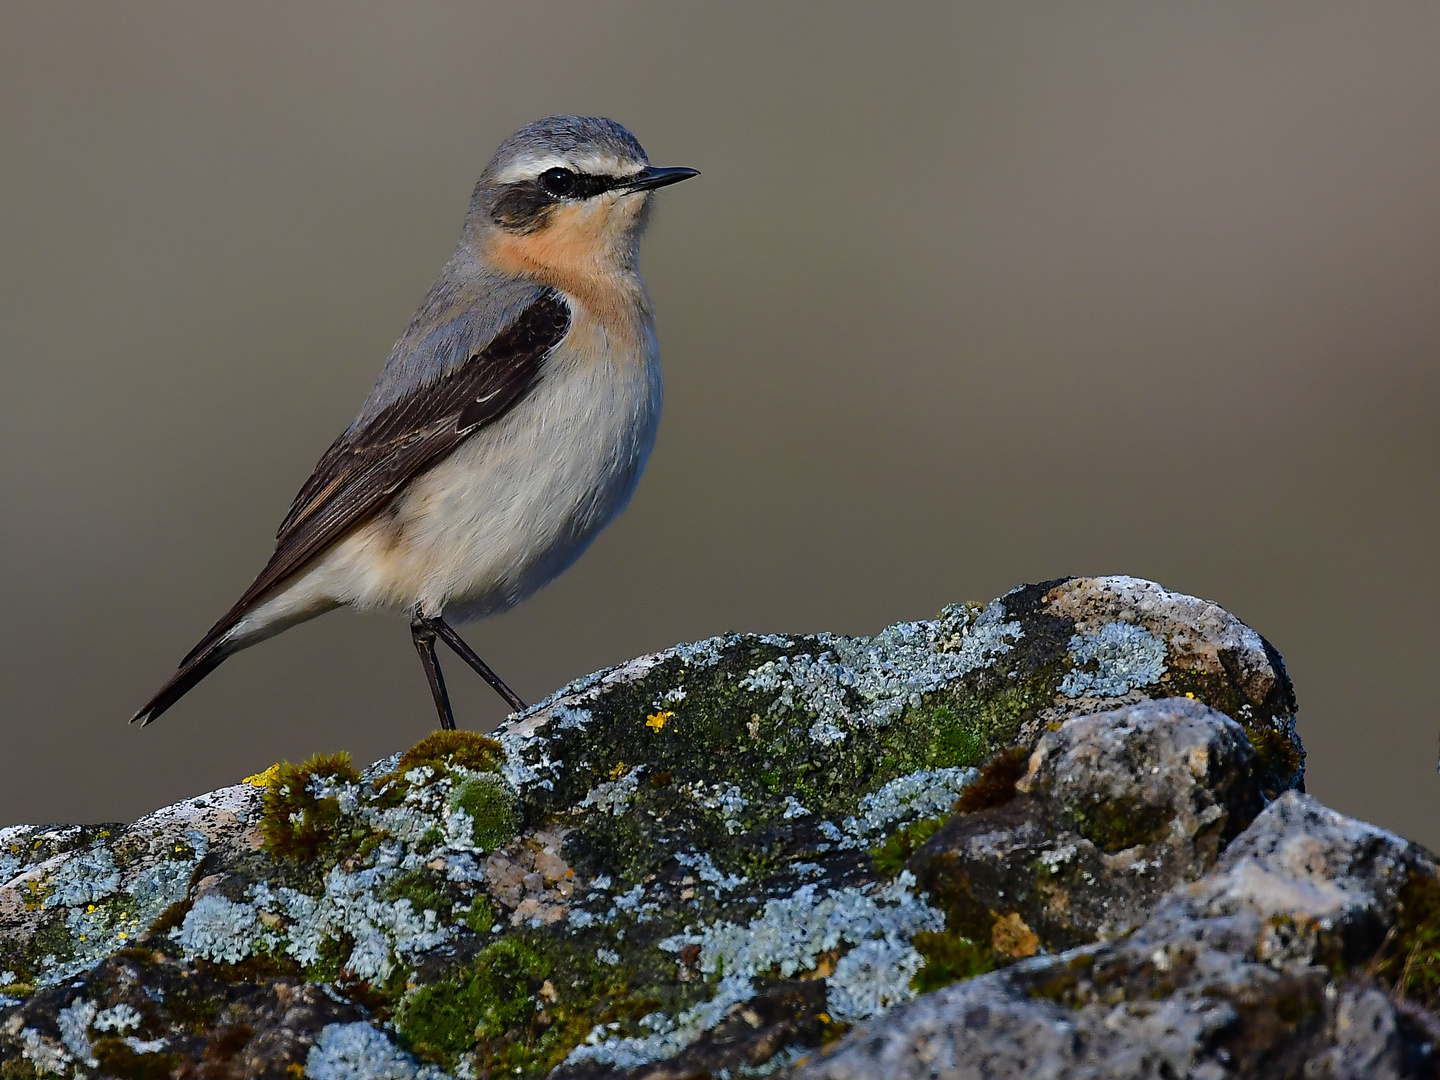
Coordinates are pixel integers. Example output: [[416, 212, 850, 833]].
[[131, 115, 697, 731]]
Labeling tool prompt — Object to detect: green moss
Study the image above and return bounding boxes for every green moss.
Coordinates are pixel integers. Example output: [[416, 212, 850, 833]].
[[92, 1038, 179, 1080], [23, 909, 76, 973], [463, 900, 495, 935], [1161, 665, 1303, 798], [198, 948, 301, 984], [871, 816, 947, 878], [1065, 796, 1168, 853], [922, 706, 991, 769], [911, 929, 994, 993], [303, 932, 356, 985], [448, 774, 521, 851], [1246, 724, 1305, 797], [955, 746, 1032, 815], [382, 870, 451, 921], [166, 979, 222, 1033], [1375, 872, 1440, 1006], [398, 731, 505, 776], [0, 1057, 43, 1080], [397, 938, 552, 1061], [148, 895, 193, 935], [260, 752, 361, 860]]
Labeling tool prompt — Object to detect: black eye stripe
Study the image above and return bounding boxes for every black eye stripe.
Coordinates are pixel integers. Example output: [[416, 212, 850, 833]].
[[490, 170, 640, 231], [543, 171, 622, 200]]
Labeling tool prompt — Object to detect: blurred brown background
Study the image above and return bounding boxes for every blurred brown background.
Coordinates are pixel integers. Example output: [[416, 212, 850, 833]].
[[1, 4, 1437, 847]]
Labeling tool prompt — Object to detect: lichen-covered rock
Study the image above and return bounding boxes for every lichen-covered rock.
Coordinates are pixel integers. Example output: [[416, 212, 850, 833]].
[[0, 578, 1312, 1078], [795, 793, 1440, 1080], [908, 697, 1266, 961]]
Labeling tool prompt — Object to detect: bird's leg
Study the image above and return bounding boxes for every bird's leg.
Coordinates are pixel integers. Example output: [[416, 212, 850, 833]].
[[420, 616, 527, 713], [410, 618, 456, 731]]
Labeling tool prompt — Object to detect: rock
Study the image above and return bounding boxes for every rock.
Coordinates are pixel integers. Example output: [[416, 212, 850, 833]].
[[795, 792, 1440, 1080], [0, 577, 1340, 1079], [908, 696, 1266, 957]]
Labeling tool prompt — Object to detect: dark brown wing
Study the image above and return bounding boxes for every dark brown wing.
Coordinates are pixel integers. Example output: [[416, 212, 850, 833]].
[[180, 291, 571, 666]]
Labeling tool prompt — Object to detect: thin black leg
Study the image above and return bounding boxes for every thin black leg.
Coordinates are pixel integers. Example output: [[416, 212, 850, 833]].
[[421, 616, 527, 713], [410, 619, 456, 731]]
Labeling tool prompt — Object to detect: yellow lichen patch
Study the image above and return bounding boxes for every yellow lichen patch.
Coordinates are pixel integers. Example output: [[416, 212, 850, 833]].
[[607, 761, 628, 780], [991, 912, 1040, 960], [243, 763, 281, 788], [646, 710, 673, 732]]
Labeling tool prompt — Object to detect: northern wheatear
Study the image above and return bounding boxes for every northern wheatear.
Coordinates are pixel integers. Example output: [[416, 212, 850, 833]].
[[132, 115, 697, 730]]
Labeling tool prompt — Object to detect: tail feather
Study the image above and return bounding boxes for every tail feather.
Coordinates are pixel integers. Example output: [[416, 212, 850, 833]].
[[130, 644, 230, 727]]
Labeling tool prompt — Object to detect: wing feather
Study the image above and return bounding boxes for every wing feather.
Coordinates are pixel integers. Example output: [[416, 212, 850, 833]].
[[179, 290, 571, 666]]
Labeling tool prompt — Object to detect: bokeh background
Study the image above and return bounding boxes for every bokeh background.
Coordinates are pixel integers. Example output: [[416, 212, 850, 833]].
[[2, 4, 1437, 847]]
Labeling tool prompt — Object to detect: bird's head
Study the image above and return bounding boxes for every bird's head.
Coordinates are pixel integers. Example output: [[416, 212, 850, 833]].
[[470, 116, 697, 287]]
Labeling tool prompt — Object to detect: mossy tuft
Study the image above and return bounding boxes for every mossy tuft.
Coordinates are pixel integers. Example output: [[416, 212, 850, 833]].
[[911, 928, 994, 993], [871, 817, 947, 878], [1065, 796, 1167, 854], [1374, 872, 1440, 1006], [1246, 724, 1305, 797], [448, 774, 521, 851], [462, 900, 494, 934], [955, 746, 1032, 814], [922, 706, 992, 769], [397, 938, 552, 1063], [260, 752, 360, 860], [398, 731, 505, 776], [382, 870, 451, 921]]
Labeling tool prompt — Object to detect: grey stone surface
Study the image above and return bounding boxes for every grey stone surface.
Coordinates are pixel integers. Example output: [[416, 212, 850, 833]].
[[909, 697, 1267, 955], [0, 577, 1381, 1080], [795, 793, 1439, 1080]]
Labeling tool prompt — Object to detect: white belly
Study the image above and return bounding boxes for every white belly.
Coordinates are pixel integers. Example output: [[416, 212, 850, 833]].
[[225, 308, 660, 647]]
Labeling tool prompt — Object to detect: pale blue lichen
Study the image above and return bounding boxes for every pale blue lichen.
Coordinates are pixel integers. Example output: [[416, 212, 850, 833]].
[[826, 937, 927, 1021], [304, 1021, 452, 1080], [668, 872, 943, 984], [674, 852, 749, 898], [578, 767, 645, 816], [20, 1027, 71, 1075], [740, 602, 1021, 744], [571, 874, 942, 1070], [43, 847, 120, 908], [1059, 621, 1168, 698], [175, 894, 263, 964], [685, 781, 747, 834], [250, 852, 450, 981], [838, 767, 978, 847], [661, 633, 790, 670], [19, 816, 216, 987], [57, 997, 97, 1068], [93, 1002, 142, 1033], [123, 1036, 170, 1054], [495, 730, 561, 792]]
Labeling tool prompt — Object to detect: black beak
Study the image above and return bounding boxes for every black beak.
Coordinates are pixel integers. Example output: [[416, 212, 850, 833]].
[[618, 166, 700, 193]]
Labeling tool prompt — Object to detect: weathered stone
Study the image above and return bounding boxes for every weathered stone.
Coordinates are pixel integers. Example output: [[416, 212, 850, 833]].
[[910, 697, 1266, 956], [794, 793, 1440, 1080], [0, 578, 1340, 1080]]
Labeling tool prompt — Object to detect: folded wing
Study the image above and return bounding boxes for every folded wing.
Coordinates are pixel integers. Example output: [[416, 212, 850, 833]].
[[131, 290, 571, 724]]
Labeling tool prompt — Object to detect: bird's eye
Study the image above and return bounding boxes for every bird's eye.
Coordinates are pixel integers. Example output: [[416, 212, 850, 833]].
[[539, 168, 578, 198]]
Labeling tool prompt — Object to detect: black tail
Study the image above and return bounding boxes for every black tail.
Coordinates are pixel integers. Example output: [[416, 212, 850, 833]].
[[130, 644, 229, 726]]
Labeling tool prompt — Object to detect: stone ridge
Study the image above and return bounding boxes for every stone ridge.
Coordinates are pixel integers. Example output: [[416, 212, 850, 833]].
[[0, 578, 1315, 1078], [796, 793, 1440, 1080]]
